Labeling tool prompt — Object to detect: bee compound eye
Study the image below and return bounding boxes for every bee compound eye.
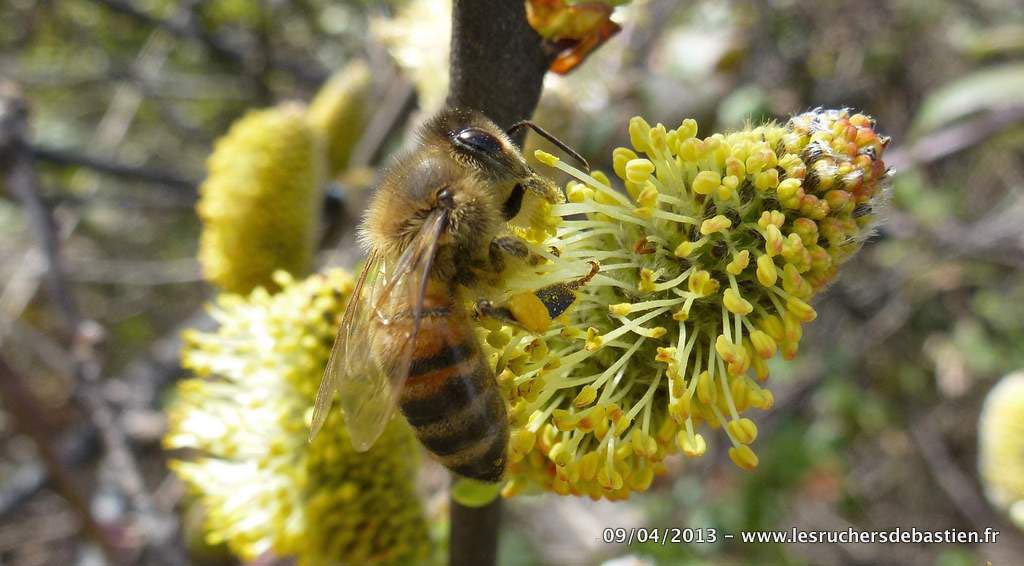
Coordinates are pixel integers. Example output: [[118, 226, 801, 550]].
[[453, 127, 502, 155]]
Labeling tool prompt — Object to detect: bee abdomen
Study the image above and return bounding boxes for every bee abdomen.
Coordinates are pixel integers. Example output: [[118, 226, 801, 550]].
[[399, 341, 508, 482]]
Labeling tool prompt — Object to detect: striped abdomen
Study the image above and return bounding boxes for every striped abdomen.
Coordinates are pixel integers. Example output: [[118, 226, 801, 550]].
[[396, 286, 508, 482]]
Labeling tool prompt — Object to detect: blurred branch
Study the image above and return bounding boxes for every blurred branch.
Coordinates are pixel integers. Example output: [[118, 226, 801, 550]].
[[0, 308, 213, 519], [908, 410, 991, 528], [0, 85, 184, 566], [89, 0, 325, 89], [29, 144, 198, 192], [886, 106, 1024, 172], [0, 357, 117, 555]]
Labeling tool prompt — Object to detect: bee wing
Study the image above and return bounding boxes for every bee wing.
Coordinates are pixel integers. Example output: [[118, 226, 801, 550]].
[[311, 211, 447, 451], [310, 249, 381, 441]]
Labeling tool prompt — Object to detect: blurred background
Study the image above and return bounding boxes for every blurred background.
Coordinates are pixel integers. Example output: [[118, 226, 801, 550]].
[[1, 0, 1023, 565]]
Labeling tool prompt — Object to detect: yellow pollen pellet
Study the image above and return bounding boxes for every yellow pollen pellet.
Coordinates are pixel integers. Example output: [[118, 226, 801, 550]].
[[509, 292, 552, 333]]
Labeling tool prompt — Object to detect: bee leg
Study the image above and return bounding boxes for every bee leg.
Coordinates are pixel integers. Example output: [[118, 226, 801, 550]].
[[474, 262, 601, 335], [489, 236, 529, 273], [473, 299, 520, 327]]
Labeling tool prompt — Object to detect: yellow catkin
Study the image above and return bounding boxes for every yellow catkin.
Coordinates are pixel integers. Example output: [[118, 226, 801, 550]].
[[197, 104, 323, 294], [306, 60, 373, 177]]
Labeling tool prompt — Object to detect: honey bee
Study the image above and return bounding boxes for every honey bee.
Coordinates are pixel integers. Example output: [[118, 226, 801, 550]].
[[310, 108, 591, 482]]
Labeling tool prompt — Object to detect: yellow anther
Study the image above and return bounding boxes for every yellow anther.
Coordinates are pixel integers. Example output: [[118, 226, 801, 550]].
[[677, 118, 699, 140], [674, 240, 699, 258], [723, 288, 753, 315], [510, 429, 536, 456], [533, 149, 559, 167], [749, 330, 777, 359], [754, 168, 780, 191], [758, 314, 785, 342], [692, 170, 721, 195], [700, 214, 732, 235], [728, 445, 759, 470], [637, 184, 659, 208], [786, 296, 817, 322], [585, 327, 604, 351], [566, 182, 593, 203], [639, 268, 658, 293], [729, 251, 753, 278], [625, 158, 656, 184], [697, 370, 717, 404], [764, 224, 784, 257], [573, 385, 598, 408], [655, 347, 677, 363], [688, 270, 720, 296], [727, 418, 758, 445], [609, 303, 633, 316], [612, 147, 638, 180], [678, 431, 707, 457], [756, 254, 778, 287], [628, 116, 653, 153]]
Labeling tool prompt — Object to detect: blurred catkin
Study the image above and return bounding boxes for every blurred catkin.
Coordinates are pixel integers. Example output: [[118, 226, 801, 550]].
[[165, 270, 432, 565], [197, 103, 322, 294], [306, 61, 373, 177], [979, 371, 1024, 529], [487, 109, 889, 499]]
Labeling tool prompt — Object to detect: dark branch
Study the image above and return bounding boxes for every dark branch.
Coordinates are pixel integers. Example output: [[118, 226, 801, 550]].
[[30, 144, 198, 192], [447, 0, 555, 133]]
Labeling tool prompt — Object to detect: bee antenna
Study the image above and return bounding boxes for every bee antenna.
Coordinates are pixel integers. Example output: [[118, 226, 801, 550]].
[[506, 121, 590, 171]]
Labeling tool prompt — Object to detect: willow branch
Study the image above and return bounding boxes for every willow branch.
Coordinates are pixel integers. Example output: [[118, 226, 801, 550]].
[[447, 0, 555, 133]]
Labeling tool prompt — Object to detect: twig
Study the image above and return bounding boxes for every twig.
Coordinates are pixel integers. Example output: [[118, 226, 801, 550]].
[[0, 356, 117, 555], [348, 72, 418, 169], [450, 498, 502, 566], [908, 409, 998, 529], [29, 144, 198, 192], [885, 105, 1024, 172]]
